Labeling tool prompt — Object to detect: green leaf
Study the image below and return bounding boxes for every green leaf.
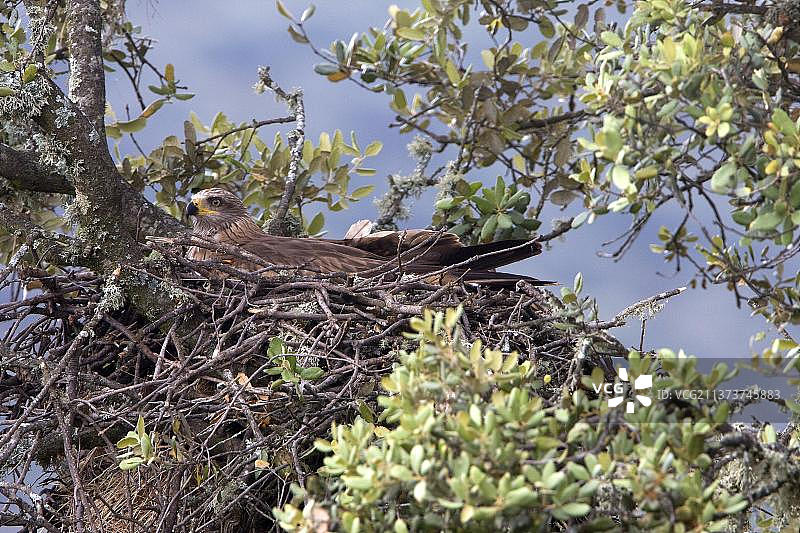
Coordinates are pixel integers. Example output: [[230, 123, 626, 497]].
[[396, 27, 425, 41], [435, 197, 456, 210], [413, 480, 427, 502], [393, 89, 407, 110], [722, 498, 749, 515], [148, 84, 170, 95], [504, 487, 537, 507], [314, 64, 340, 75], [505, 189, 529, 208], [117, 117, 147, 134], [276, 0, 295, 20], [268, 337, 285, 356], [762, 424, 776, 444], [165, 63, 175, 83], [480, 215, 498, 242], [105, 125, 121, 139], [300, 5, 316, 22], [343, 476, 373, 490], [507, 16, 528, 31], [140, 98, 166, 118], [535, 436, 563, 450], [116, 436, 139, 448], [601, 31, 623, 48], [363, 140, 383, 157], [389, 464, 413, 481], [318, 132, 332, 153], [410, 444, 424, 473], [485, 131, 505, 154], [550, 190, 577, 206], [494, 175, 506, 200], [732, 209, 755, 226], [572, 210, 590, 228], [558, 502, 590, 517], [481, 50, 495, 69], [0, 61, 14, 72], [611, 165, 631, 190], [444, 59, 460, 85], [785, 399, 800, 414], [140, 433, 153, 458], [119, 457, 144, 471], [314, 438, 332, 452], [351, 185, 375, 199], [0, 87, 17, 97], [496, 212, 512, 229], [710, 161, 737, 193], [539, 17, 555, 38], [573, 272, 583, 294], [22, 63, 37, 83], [288, 25, 309, 43], [772, 108, 797, 139], [687, 433, 704, 459], [567, 462, 590, 480], [749, 211, 782, 231], [300, 367, 325, 380], [307, 212, 325, 235]]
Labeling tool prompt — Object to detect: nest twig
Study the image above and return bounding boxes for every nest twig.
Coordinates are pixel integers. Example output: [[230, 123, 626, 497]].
[[0, 244, 624, 532]]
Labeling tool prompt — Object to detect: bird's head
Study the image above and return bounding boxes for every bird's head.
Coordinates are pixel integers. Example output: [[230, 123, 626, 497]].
[[186, 188, 250, 233]]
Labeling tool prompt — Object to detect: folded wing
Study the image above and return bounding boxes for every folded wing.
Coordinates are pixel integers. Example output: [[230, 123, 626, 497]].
[[196, 220, 553, 287]]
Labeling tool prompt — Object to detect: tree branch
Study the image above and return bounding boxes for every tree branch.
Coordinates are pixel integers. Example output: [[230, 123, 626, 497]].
[[695, 3, 768, 16], [3, 60, 189, 322], [0, 202, 94, 269], [257, 67, 304, 236], [516, 110, 587, 132], [65, 0, 106, 135], [538, 218, 574, 242], [0, 143, 74, 194], [29, 76, 185, 243]]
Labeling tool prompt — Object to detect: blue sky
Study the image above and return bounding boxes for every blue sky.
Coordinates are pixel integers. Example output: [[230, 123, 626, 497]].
[[115, 0, 769, 360]]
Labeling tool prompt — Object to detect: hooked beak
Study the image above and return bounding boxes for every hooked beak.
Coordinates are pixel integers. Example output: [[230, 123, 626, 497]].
[[185, 197, 218, 221]]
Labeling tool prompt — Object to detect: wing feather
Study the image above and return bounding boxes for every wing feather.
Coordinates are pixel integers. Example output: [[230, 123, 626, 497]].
[[240, 234, 389, 273], [188, 214, 553, 286], [333, 231, 541, 269]]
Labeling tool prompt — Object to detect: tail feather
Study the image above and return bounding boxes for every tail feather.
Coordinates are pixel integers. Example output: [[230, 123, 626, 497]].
[[442, 239, 542, 270], [461, 269, 555, 288]]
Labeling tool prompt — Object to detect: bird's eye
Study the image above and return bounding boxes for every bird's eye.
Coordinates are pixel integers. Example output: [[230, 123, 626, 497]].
[[210, 198, 221, 207]]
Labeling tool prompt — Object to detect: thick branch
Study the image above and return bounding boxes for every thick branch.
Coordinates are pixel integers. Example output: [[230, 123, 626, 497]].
[[65, 0, 106, 134], [31, 77, 185, 244], [0, 143, 74, 194], [9, 72, 190, 321]]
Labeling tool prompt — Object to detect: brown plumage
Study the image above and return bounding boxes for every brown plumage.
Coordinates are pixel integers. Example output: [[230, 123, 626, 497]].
[[185, 188, 553, 287]]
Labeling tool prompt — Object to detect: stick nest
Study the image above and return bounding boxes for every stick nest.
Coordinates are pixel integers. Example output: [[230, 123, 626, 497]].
[[0, 248, 622, 532]]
